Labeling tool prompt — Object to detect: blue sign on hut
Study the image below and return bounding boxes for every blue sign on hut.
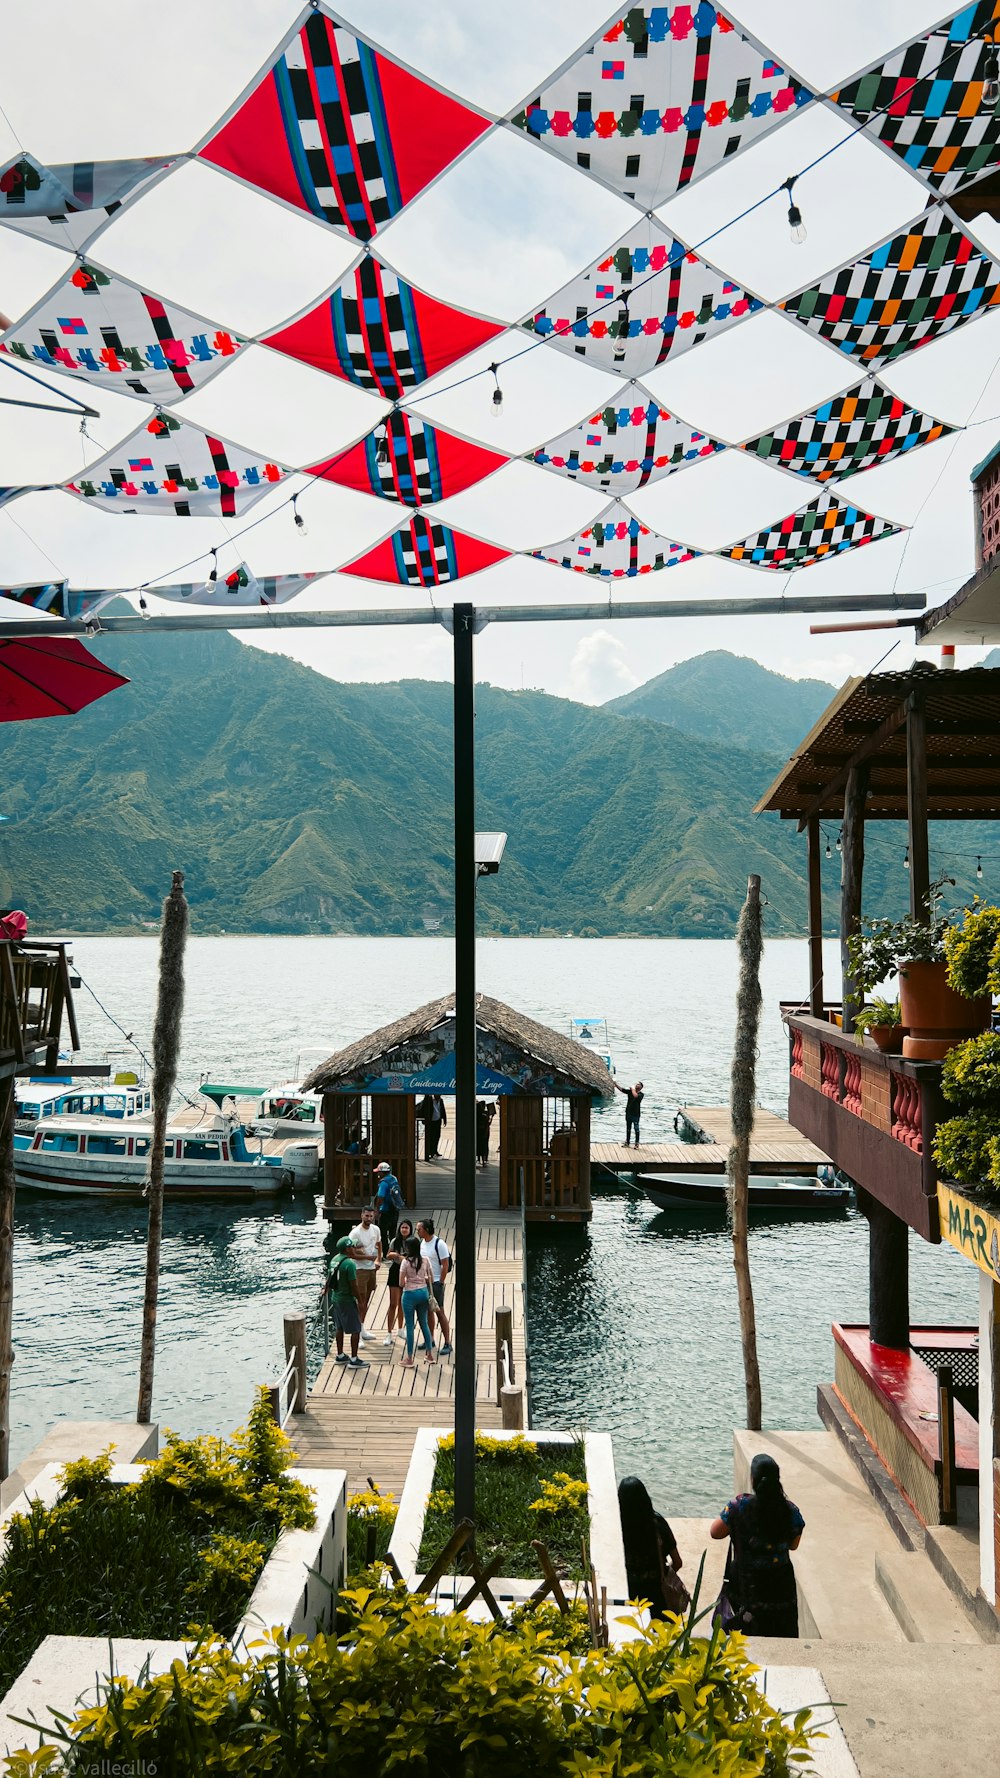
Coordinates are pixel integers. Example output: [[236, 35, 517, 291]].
[[302, 991, 614, 1224]]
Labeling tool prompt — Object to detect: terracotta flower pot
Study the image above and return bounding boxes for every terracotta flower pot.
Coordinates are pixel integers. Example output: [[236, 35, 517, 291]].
[[897, 958, 991, 1058], [867, 1025, 904, 1054]]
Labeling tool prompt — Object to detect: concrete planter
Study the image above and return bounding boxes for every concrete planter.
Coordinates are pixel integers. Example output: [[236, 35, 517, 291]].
[[0, 1462, 347, 1758], [388, 1426, 628, 1609]]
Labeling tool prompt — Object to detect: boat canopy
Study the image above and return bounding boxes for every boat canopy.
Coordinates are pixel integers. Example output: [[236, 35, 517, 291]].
[[200, 1083, 265, 1107]]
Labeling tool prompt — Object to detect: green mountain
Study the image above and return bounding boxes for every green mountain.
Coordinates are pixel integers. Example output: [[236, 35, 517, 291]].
[[0, 632, 986, 937], [606, 650, 835, 758]]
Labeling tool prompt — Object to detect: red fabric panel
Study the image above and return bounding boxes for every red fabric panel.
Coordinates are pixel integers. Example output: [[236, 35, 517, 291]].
[[375, 55, 488, 206], [201, 74, 305, 215], [0, 637, 128, 723]]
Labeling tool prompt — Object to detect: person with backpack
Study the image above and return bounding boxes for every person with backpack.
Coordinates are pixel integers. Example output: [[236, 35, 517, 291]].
[[322, 1233, 369, 1370], [374, 1159, 405, 1248], [383, 1217, 413, 1344], [416, 1216, 452, 1356], [399, 1235, 435, 1367], [710, 1452, 804, 1637]]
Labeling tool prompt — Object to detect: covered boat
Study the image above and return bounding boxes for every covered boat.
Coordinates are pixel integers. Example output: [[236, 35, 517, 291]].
[[14, 1113, 293, 1200], [14, 1076, 152, 1136]]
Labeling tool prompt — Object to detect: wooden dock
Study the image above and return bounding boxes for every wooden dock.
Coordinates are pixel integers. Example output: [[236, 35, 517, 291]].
[[289, 1158, 526, 1497], [592, 1103, 829, 1177]]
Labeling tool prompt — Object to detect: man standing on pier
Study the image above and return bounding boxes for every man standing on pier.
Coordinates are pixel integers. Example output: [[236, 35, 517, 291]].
[[348, 1205, 382, 1343], [616, 1080, 644, 1147], [325, 1234, 369, 1369], [417, 1093, 447, 1159]]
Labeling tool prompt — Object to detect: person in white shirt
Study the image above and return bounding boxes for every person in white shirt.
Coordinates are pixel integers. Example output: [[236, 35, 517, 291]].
[[348, 1205, 382, 1342], [417, 1216, 452, 1355]]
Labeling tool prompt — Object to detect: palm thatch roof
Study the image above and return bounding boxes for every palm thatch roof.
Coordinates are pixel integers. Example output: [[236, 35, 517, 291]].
[[302, 991, 615, 1097]]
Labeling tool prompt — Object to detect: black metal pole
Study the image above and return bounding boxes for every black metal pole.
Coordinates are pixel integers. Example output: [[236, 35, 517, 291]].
[[453, 604, 477, 1529]]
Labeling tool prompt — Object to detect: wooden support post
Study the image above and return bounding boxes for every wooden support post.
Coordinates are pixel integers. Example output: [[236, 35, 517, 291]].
[[266, 1382, 281, 1425], [283, 1313, 308, 1415], [501, 1385, 524, 1430], [456, 1549, 504, 1619], [840, 763, 868, 1034], [806, 815, 824, 1017], [495, 1304, 514, 1406], [417, 1518, 475, 1594], [938, 1364, 957, 1525], [866, 1193, 909, 1350], [907, 693, 930, 924], [529, 1541, 570, 1612]]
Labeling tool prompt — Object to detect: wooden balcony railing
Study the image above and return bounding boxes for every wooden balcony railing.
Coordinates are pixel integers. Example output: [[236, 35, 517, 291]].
[[781, 1006, 945, 1241], [0, 942, 79, 1073]]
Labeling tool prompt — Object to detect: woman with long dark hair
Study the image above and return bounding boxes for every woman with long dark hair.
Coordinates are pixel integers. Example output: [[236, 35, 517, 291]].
[[618, 1476, 688, 1619], [383, 1218, 413, 1343], [710, 1453, 804, 1637]]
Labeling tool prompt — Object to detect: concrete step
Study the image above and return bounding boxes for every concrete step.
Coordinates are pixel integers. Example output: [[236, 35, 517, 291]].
[[926, 1518, 1000, 1643], [2, 1421, 158, 1512], [874, 1547, 982, 1644]]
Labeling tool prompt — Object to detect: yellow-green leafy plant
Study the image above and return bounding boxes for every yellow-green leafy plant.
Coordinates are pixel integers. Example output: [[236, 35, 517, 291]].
[[528, 1472, 590, 1517], [934, 1113, 996, 1189], [345, 1486, 397, 1583], [944, 900, 1000, 1000], [941, 1030, 1000, 1114]]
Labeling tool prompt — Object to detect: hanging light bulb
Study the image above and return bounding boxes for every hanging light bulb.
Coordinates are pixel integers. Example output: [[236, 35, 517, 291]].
[[292, 495, 308, 535], [489, 363, 503, 419], [783, 175, 807, 244], [903, 846, 910, 871], [377, 426, 390, 466], [138, 591, 150, 621], [207, 547, 218, 584], [984, 42, 1000, 107], [977, 855, 984, 880], [836, 831, 842, 854], [825, 837, 832, 860]]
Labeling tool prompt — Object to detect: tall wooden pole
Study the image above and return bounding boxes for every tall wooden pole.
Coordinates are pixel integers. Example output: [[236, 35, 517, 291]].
[[840, 764, 868, 1035], [0, 1076, 15, 1479], [452, 608, 477, 1529], [137, 870, 189, 1425], [728, 874, 763, 1432], [806, 815, 824, 1017]]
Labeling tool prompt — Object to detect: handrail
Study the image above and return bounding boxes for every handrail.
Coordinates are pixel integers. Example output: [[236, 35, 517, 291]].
[[272, 1346, 299, 1431], [499, 1336, 512, 1393]]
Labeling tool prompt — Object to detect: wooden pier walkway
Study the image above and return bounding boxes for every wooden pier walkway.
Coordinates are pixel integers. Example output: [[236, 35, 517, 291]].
[[290, 1158, 526, 1497], [592, 1103, 829, 1176]]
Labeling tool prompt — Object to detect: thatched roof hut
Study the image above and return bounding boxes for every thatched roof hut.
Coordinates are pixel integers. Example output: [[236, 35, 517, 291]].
[[303, 990, 614, 1098]]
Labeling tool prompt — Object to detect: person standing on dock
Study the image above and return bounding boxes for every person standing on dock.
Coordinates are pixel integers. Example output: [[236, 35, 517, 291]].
[[374, 1160, 404, 1249], [710, 1453, 804, 1637], [417, 1216, 453, 1356], [475, 1099, 493, 1168], [417, 1093, 447, 1160], [616, 1079, 644, 1147], [348, 1205, 382, 1344], [326, 1235, 369, 1370]]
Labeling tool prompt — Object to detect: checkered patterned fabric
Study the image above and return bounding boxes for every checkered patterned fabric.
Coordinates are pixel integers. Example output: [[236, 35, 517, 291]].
[[781, 207, 1000, 365], [149, 567, 323, 606], [64, 415, 286, 518], [509, 6, 811, 208], [0, 262, 245, 402], [741, 375, 955, 482], [0, 582, 112, 620], [262, 255, 504, 398], [310, 411, 508, 505], [339, 514, 510, 585], [531, 388, 724, 493], [533, 499, 699, 576], [201, 7, 488, 241], [831, 3, 1000, 197], [718, 490, 904, 569], [523, 219, 762, 376], [0, 154, 171, 249]]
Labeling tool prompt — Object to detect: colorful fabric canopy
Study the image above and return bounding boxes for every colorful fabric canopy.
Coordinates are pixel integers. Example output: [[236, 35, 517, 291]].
[[522, 221, 762, 376], [309, 411, 508, 505], [533, 500, 698, 577], [781, 207, 1000, 366], [262, 255, 504, 397], [531, 390, 724, 494], [717, 491, 904, 570], [0, 153, 171, 249], [831, 3, 1000, 197], [146, 565, 324, 606], [200, 6, 489, 243], [338, 514, 509, 585], [0, 636, 128, 722], [64, 415, 286, 517], [508, 6, 810, 207], [0, 262, 245, 402], [0, 582, 112, 621], [741, 375, 955, 482]]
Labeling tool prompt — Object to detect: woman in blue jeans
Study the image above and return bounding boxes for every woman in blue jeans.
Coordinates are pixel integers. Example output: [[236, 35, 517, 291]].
[[399, 1237, 435, 1367]]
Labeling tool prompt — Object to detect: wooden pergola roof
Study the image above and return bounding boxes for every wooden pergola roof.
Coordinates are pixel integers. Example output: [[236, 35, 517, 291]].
[[754, 665, 1000, 824]]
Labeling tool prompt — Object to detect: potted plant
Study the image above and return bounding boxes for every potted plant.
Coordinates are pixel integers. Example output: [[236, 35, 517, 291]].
[[944, 900, 1000, 1000], [852, 997, 903, 1053], [847, 883, 992, 1060]]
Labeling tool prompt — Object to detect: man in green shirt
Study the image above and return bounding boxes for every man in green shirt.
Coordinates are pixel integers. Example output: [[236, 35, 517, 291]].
[[325, 1233, 369, 1369]]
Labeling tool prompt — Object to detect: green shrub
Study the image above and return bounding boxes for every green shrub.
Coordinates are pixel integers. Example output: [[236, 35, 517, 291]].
[[345, 1486, 397, 1584], [941, 1032, 1000, 1113], [3, 1592, 817, 1778], [933, 1114, 996, 1187], [944, 901, 1000, 1000], [418, 1438, 588, 1578], [852, 998, 901, 1044]]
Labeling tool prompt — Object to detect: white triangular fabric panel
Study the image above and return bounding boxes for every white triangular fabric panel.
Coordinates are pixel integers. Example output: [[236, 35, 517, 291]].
[[532, 498, 698, 576], [63, 417, 287, 517], [522, 219, 762, 375], [0, 154, 172, 250], [0, 581, 114, 620], [530, 386, 724, 493], [148, 566, 324, 606], [507, 7, 811, 207], [0, 262, 246, 402]]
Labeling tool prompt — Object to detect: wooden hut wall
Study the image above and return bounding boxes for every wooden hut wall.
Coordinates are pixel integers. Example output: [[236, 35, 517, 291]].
[[371, 1094, 416, 1205]]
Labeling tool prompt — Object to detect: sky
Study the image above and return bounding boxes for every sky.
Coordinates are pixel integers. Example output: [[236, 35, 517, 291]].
[[1, 0, 998, 703]]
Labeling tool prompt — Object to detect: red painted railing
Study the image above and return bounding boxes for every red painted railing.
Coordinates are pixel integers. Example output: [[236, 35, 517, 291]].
[[820, 1043, 841, 1102], [891, 1073, 923, 1153], [843, 1050, 863, 1118], [790, 1028, 804, 1080]]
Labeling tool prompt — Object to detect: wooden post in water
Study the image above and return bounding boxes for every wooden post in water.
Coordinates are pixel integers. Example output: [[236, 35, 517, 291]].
[[0, 1077, 15, 1480], [284, 1313, 308, 1415], [137, 870, 189, 1426], [728, 874, 763, 1432]]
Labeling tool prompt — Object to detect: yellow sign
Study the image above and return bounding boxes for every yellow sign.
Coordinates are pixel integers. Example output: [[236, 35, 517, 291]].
[[939, 1182, 1000, 1281]]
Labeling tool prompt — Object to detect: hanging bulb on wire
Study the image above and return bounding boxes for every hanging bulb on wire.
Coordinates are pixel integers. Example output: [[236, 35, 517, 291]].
[[489, 363, 503, 420], [825, 836, 832, 860], [984, 42, 1000, 107], [207, 547, 218, 585], [377, 426, 390, 466], [783, 175, 807, 244], [903, 846, 910, 871], [292, 495, 308, 535], [836, 831, 842, 854], [138, 591, 150, 621], [977, 855, 984, 880]]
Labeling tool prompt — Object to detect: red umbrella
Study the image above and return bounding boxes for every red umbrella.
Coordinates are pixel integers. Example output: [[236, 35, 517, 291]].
[[0, 636, 128, 722]]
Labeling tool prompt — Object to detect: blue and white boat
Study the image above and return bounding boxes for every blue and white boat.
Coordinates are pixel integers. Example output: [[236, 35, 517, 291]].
[[14, 1113, 293, 1201], [14, 1075, 151, 1137], [568, 1016, 615, 1075]]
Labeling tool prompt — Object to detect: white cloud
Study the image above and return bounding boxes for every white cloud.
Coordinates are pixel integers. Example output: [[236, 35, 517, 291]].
[[567, 631, 640, 704]]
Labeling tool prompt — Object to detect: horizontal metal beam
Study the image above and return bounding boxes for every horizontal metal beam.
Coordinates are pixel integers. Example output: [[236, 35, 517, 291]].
[[0, 591, 927, 640]]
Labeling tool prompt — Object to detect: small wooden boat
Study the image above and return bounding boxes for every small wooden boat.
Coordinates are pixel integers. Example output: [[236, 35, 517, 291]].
[[568, 1015, 614, 1075], [641, 1172, 852, 1215], [14, 1113, 293, 1200]]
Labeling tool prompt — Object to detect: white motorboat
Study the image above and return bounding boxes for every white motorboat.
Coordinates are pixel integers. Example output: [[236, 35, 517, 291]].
[[249, 1079, 324, 1139], [14, 1112, 293, 1200], [14, 1075, 152, 1137], [568, 1015, 615, 1075]]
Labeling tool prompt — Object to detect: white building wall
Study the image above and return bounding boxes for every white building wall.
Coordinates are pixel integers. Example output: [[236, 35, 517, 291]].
[[979, 1271, 998, 1605]]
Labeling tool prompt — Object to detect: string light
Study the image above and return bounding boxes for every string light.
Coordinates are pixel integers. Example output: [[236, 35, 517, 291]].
[[903, 846, 910, 871], [984, 40, 1000, 107], [377, 426, 390, 466], [207, 547, 218, 584], [292, 495, 308, 535], [783, 175, 807, 244], [836, 831, 842, 854], [977, 856, 984, 880], [489, 363, 503, 419], [138, 592, 149, 620], [825, 837, 832, 860]]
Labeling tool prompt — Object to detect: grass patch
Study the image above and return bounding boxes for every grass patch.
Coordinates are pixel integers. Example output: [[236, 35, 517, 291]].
[[416, 1435, 588, 1579]]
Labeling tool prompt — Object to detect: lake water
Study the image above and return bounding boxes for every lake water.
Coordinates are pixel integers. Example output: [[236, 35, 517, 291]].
[[10, 935, 977, 1512]]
